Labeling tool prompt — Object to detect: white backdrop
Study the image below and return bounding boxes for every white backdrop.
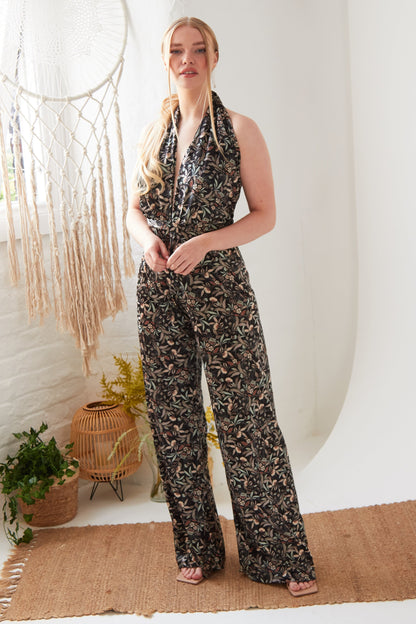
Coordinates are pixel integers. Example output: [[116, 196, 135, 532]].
[[297, 0, 416, 510]]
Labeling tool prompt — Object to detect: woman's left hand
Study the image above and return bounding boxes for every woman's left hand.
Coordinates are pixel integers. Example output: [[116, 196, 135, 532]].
[[166, 235, 209, 275]]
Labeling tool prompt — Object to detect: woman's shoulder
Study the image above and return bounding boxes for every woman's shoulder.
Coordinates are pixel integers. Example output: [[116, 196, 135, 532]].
[[226, 109, 258, 131], [226, 109, 265, 150]]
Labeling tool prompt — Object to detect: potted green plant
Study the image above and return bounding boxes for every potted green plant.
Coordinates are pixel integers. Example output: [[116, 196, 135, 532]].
[[0, 423, 79, 545], [100, 353, 220, 500]]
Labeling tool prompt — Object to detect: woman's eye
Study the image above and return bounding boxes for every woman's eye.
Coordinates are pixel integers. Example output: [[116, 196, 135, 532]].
[[170, 49, 182, 55], [195, 48, 206, 54]]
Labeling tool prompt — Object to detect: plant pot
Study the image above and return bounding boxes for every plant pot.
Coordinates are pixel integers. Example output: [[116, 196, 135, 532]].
[[19, 468, 79, 527]]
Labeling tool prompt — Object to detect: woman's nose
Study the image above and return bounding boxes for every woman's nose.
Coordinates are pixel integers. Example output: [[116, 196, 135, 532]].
[[182, 50, 194, 64]]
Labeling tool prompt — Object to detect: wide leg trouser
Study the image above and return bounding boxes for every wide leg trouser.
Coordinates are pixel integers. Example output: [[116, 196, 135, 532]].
[[137, 249, 316, 583]]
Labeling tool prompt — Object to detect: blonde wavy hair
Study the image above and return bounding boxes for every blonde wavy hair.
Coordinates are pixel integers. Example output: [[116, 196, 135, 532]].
[[134, 17, 220, 196]]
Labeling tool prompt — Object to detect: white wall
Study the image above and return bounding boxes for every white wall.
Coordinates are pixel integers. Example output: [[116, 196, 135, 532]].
[[0, 1, 356, 472], [297, 0, 416, 510]]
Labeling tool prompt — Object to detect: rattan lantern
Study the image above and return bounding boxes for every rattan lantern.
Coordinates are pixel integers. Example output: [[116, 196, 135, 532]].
[[70, 402, 141, 500]]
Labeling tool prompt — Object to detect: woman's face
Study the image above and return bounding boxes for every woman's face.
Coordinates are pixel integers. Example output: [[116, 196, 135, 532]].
[[166, 25, 217, 91]]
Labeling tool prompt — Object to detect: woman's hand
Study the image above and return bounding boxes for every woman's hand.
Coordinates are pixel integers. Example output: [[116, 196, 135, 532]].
[[143, 236, 170, 272], [126, 194, 170, 272], [167, 235, 209, 275]]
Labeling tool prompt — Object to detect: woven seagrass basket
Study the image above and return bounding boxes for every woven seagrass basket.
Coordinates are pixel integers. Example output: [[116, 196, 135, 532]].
[[19, 468, 79, 527]]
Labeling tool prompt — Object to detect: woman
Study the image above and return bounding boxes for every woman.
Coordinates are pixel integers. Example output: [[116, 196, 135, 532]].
[[127, 16, 318, 597]]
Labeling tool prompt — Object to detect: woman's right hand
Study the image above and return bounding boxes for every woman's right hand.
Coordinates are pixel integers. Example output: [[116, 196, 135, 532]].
[[126, 193, 169, 271], [143, 236, 170, 272]]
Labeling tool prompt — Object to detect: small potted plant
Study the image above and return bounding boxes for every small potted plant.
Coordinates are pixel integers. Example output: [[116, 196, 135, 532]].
[[0, 423, 79, 545]]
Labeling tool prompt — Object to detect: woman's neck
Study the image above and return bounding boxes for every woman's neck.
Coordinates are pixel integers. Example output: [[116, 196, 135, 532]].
[[177, 88, 209, 122]]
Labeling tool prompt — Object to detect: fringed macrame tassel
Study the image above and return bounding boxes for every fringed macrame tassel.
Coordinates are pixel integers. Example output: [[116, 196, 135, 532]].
[[45, 174, 66, 331], [114, 96, 135, 277], [103, 121, 127, 315], [28, 149, 50, 321], [64, 189, 102, 376], [59, 189, 76, 341], [97, 153, 116, 317], [89, 175, 106, 318], [12, 99, 35, 318], [80, 191, 103, 352], [68, 216, 87, 345], [0, 111, 20, 285]]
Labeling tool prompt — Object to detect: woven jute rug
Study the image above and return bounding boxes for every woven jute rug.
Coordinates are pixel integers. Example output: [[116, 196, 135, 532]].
[[0, 500, 415, 620]]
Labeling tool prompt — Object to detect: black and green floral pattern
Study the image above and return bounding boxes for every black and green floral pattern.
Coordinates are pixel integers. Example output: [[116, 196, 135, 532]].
[[136, 92, 316, 584]]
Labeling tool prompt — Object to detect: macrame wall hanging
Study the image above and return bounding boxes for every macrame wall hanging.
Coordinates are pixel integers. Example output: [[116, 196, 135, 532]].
[[0, 0, 134, 374]]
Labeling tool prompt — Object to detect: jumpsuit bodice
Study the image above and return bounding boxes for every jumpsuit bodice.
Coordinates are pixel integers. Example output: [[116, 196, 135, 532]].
[[138, 91, 242, 251]]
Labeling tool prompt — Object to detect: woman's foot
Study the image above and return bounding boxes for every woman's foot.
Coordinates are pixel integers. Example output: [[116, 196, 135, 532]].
[[287, 580, 318, 597], [177, 567, 204, 585]]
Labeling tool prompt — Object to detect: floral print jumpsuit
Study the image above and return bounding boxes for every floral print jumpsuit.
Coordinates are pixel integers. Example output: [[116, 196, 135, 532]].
[[136, 92, 316, 584]]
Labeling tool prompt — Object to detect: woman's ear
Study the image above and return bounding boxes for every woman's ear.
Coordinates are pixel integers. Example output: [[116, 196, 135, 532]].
[[212, 50, 219, 71]]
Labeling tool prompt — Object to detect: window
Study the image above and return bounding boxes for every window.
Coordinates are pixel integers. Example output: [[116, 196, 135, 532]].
[[0, 135, 17, 203], [0, 109, 49, 242]]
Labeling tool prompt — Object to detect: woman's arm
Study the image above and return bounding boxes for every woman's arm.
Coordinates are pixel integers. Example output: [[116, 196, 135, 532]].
[[126, 194, 169, 272], [167, 112, 276, 275]]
